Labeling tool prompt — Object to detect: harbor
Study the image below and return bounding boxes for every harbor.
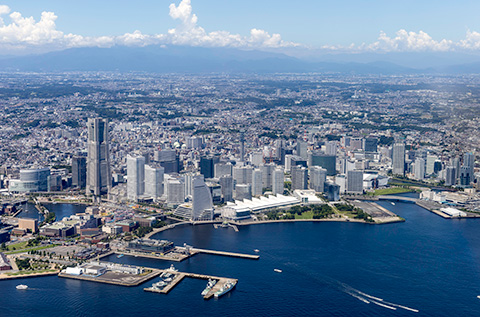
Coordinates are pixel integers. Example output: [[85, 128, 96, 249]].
[[144, 270, 238, 300]]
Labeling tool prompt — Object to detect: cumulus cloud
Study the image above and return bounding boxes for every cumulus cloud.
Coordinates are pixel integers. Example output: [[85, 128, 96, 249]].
[[0, 1, 299, 53], [363, 29, 453, 52]]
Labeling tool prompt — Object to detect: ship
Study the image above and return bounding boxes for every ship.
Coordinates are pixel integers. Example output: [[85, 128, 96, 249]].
[[274, 269, 282, 273], [214, 280, 237, 298], [201, 279, 217, 296], [16, 284, 28, 290]]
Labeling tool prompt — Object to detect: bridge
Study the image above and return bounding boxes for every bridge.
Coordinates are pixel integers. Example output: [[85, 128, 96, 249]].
[[377, 195, 418, 203]]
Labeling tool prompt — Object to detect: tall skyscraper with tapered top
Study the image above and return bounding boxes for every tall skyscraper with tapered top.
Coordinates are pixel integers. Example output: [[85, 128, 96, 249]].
[[86, 118, 111, 201]]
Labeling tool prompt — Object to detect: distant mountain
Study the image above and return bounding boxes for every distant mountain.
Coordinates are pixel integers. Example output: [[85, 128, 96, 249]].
[[0, 45, 479, 74]]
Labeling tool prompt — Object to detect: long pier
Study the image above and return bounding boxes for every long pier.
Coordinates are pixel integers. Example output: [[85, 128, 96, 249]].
[[144, 270, 237, 299], [191, 248, 259, 260]]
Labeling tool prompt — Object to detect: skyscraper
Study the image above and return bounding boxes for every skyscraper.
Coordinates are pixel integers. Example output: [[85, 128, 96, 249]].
[[445, 166, 456, 187], [392, 143, 405, 176], [346, 170, 363, 194], [127, 155, 145, 201], [192, 176, 214, 220], [309, 166, 327, 193], [310, 151, 336, 176], [72, 156, 87, 188], [219, 175, 234, 202], [144, 165, 164, 200], [363, 137, 378, 153], [86, 118, 111, 199], [291, 166, 308, 190], [414, 158, 425, 180], [252, 169, 263, 196], [272, 168, 285, 195], [296, 139, 308, 160], [200, 155, 220, 179]]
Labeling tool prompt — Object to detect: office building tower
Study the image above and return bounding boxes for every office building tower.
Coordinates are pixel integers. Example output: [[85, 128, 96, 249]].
[[86, 118, 111, 198], [252, 169, 263, 196], [464, 152, 475, 179], [326, 141, 337, 156], [459, 166, 472, 186], [214, 162, 233, 178], [166, 178, 185, 205], [261, 163, 275, 189], [414, 158, 425, 180], [47, 174, 63, 192], [291, 166, 308, 190], [250, 152, 264, 166], [233, 166, 253, 185], [445, 166, 456, 187], [72, 156, 87, 188], [154, 149, 179, 174], [392, 143, 405, 176], [144, 165, 164, 199], [310, 151, 336, 176], [296, 140, 308, 160], [239, 132, 245, 162], [186, 136, 203, 150], [290, 156, 308, 172], [325, 182, 340, 201], [200, 156, 220, 179], [127, 155, 145, 201], [364, 137, 378, 153], [272, 168, 284, 195], [235, 184, 252, 200], [309, 166, 327, 193], [219, 175, 234, 202], [192, 176, 214, 220], [426, 155, 438, 175], [346, 170, 364, 194]]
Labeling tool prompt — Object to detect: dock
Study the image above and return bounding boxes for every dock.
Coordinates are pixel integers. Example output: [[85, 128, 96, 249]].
[[144, 270, 237, 299], [59, 268, 162, 287], [192, 248, 259, 260]]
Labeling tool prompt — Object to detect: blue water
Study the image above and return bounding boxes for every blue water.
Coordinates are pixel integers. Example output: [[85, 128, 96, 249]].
[[18, 203, 85, 222], [3, 198, 480, 316]]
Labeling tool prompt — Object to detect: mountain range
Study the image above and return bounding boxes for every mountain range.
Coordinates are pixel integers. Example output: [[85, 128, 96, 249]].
[[1, 45, 480, 74]]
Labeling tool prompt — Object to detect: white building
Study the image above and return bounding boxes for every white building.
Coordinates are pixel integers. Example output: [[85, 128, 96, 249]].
[[127, 155, 145, 201], [144, 165, 164, 200]]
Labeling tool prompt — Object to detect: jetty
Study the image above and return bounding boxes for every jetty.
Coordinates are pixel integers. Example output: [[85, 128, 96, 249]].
[[191, 248, 259, 260], [144, 270, 237, 300]]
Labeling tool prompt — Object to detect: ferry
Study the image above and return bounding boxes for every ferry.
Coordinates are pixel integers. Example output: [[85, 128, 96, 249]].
[[214, 280, 237, 298], [274, 269, 282, 273], [201, 279, 217, 296], [16, 285, 28, 290]]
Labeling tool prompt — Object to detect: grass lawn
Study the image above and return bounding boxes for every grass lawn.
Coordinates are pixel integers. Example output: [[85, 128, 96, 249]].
[[6, 269, 57, 276], [367, 187, 414, 196], [294, 211, 314, 219], [5, 244, 55, 255], [5, 241, 29, 251]]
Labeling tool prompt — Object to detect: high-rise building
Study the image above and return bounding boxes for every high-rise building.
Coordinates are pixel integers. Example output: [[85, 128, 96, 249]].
[[261, 163, 275, 189], [144, 165, 164, 199], [47, 174, 63, 192], [9, 168, 50, 193], [219, 175, 234, 202], [166, 178, 185, 205], [445, 166, 456, 187], [235, 184, 252, 200], [296, 140, 308, 160], [72, 156, 87, 188], [459, 166, 472, 186], [326, 141, 337, 156], [233, 166, 253, 185], [154, 149, 179, 174], [86, 118, 111, 198], [272, 168, 284, 195], [291, 166, 308, 190], [250, 152, 264, 166], [309, 166, 327, 193], [186, 136, 203, 150], [200, 156, 220, 179], [392, 143, 405, 176], [127, 155, 145, 201], [310, 151, 336, 176], [364, 137, 378, 153], [252, 169, 263, 196], [214, 162, 232, 178], [192, 176, 214, 220], [463, 152, 475, 180], [414, 158, 425, 180], [346, 170, 363, 194], [426, 154, 438, 175]]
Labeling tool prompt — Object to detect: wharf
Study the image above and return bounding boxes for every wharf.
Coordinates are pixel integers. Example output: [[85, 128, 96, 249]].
[[191, 248, 259, 260], [59, 268, 161, 287], [144, 270, 237, 299]]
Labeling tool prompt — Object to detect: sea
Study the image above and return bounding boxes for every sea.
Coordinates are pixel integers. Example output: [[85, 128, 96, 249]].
[[2, 193, 480, 316]]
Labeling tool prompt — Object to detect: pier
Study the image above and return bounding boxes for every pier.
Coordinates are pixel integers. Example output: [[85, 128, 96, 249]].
[[59, 267, 162, 287], [144, 270, 237, 299], [191, 248, 259, 260]]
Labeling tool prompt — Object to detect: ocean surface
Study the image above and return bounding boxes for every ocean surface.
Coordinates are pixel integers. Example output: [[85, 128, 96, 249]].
[[2, 194, 480, 316]]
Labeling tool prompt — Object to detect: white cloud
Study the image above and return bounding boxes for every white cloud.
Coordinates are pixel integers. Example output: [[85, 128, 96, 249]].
[[364, 29, 453, 52]]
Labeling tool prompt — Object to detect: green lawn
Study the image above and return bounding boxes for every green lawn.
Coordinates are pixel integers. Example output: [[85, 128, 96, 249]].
[[5, 244, 55, 255], [6, 269, 57, 276], [294, 211, 314, 219], [367, 187, 414, 196], [5, 241, 29, 251]]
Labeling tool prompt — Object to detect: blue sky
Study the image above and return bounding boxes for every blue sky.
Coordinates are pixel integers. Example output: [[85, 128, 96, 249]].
[[1, 0, 480, 54]]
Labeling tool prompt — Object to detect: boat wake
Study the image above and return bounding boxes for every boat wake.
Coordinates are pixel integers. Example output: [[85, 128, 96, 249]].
[[340, 283, 419, 313]]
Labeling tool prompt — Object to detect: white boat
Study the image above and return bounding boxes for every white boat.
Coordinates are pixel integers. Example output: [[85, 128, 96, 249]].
[[254, 249, 260, 253], [274, 269, 282, 273], [477, 295, 480, 299], [168, 264, 178, 272], [201, 279, 217, 296], [391, 202, 396, 205], [16, 284, 28, 290], [214, 280, 237, 298]]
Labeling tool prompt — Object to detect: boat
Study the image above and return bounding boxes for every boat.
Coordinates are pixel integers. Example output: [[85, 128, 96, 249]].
[[201, 279, 217, 296], [214, 280, 237, 298], [117, 254, 124, 258], [254, 249, 260, 253], [16, 285, 28, 290], [169, 264, 178, 272], [391, 202, 396, 205], [274, 269, 282, 273], [477, 295, 480, 299], [153, 281, 167, 288]]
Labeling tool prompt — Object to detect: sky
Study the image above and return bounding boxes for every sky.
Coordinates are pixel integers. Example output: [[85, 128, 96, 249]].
[[1, 0, 480, 55]]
